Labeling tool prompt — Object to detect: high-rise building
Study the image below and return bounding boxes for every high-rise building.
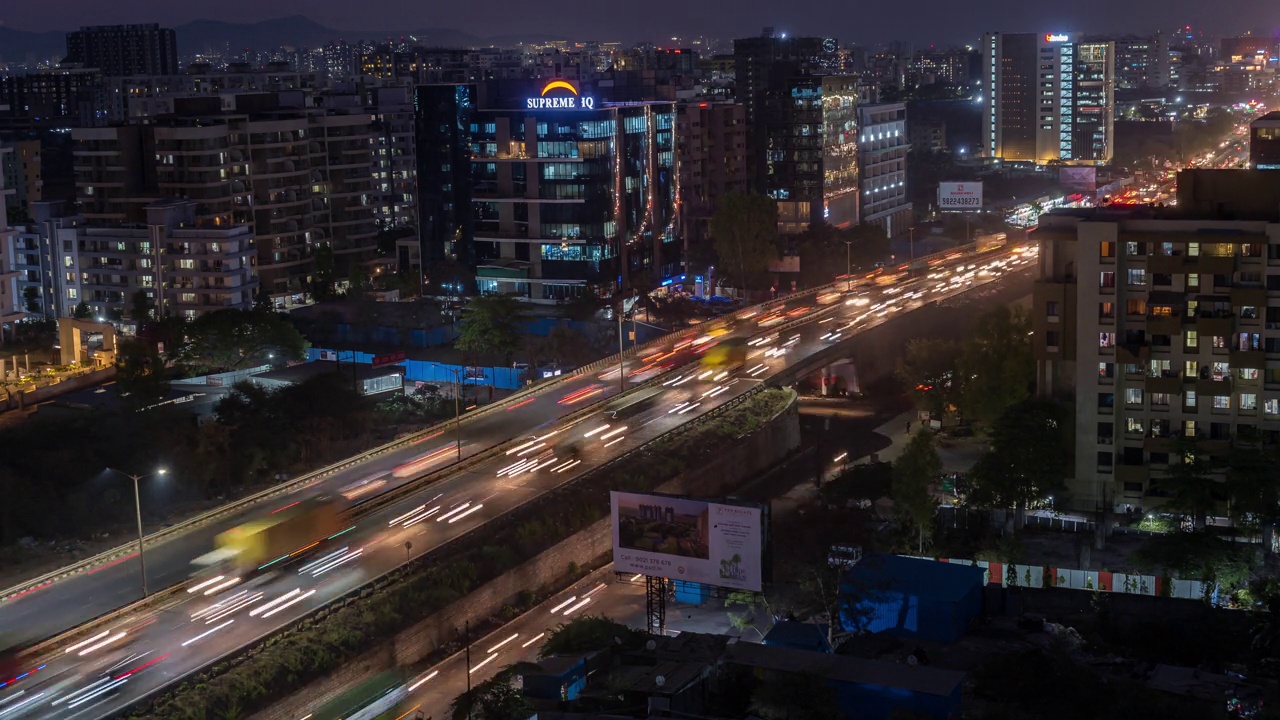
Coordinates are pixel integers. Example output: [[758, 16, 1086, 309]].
[[72, 93, 380, 306], [856, 102, 912, 238], [0, 69, 110, 128], [981, 32, 1115, 166], [677, 101, 749, 257], [1101, 33, 1170, 89], [415, 79, 678, 300], [63, 24, 178, 76], [367, 85, 419, 232], [1032, 170, 1280, 514], [734, 33, 859, 232], [910, 48, 974, 88], [1251, 111, 1280, 170], [1220, 36, 1277, 64]]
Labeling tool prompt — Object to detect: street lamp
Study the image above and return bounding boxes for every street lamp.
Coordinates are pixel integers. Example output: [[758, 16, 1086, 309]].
[[105, 467, 167, 597]]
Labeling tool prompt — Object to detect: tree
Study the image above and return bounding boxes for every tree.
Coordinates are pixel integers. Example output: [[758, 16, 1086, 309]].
[[455, 294, 527, 364], [1132, 531, 1251, 601], [749, 670, 841, 720], [893, 430, 942, 553], [969, 398, 1070, 532], [129, 289, 154, 322], [72, 301, 92, 319], [794, 561, 844, 648], [345, 262, 370, 298], [310, 245, 337, 301], [175, 309, 309, 374], [843, 223, 890, 269], [958, 305, 1034, 426], [534, 325, 593, 367], [1226, 428, 1280, 551], [21, 287, 39, 315], [450, 665, 537, 720], [895, 338, 961, 419], [537, 615, 645, 658], [710, 192, 779, 296], [1161, 438, 1218, 531], [114, 339, 170, 410]]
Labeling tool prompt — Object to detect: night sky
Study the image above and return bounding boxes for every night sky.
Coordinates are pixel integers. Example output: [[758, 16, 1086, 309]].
[[3, 0, 1278, 45]]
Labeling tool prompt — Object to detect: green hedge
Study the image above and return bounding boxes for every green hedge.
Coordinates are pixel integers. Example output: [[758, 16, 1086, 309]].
[[131, 388, 794, 720]]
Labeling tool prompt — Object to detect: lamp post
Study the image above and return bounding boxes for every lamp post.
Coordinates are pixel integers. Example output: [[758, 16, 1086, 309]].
[[105, 467, 166, 597], [447, 366, 464, 461]]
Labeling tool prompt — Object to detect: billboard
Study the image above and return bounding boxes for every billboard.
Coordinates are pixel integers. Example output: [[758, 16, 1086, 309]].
[[611, 491, 764, 592], [938, 182, 983, 211], [1059, 166, 1097, 193]]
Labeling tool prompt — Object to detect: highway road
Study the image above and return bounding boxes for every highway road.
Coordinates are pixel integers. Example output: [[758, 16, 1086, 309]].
[[0, 245, 1036, 720]]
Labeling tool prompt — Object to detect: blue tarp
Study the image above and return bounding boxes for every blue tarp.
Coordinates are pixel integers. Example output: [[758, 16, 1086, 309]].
[[305, 348, 527, 390], [840, 555, 985, 644], [762, 620, 832, 653]]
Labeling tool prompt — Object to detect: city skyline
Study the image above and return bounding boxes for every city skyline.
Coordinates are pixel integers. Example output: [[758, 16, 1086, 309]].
[[2, 0, 1279, 46]]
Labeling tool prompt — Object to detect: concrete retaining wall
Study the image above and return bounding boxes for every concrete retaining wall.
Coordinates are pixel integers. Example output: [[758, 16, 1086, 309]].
[[0, 366, 115, 413], [247, 391, 799, 720]]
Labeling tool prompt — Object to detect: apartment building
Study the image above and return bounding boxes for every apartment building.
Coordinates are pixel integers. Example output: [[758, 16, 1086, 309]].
[[55, 199, 256, 319], [71, 93, 379, 305], [857, 102, 912, 238], [1033, 170, 1280, 514], [677, 101, 749, 256], [0, 148, 23, 336]]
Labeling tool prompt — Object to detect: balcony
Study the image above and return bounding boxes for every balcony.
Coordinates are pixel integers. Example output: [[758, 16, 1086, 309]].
[[1147, 252, 1184, 275], [1230, 349, 1265, 368], [1116, 464, 1149, 484], [1231, 287, 1267, 307], [1147, 314, 1181, 336], [1145, 375, 1183, 394], [1116, 343, 1150, 364], [1195, 315, 1235, 337], [1196, 377, 1232, 395], [1144, 436, 1175, 454], [1188, 255, 1236, 275]]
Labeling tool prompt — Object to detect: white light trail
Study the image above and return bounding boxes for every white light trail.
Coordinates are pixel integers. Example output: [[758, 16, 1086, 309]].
[[407, 670, 439, 692], [599, 426, 627, 441], [548, 596, 577, 613], [260, 589, 316, 619], [187, 575, 226, 594], [249, 588, 302, 617], [562, 597, 592, 616], [487, 633, 519, 654], [182, 619, 233, 647], [447, 504, 484, 524], [64, 631, 111, 654], [435, 502, 472, 522], [583, 424, 610, 437], [389, 505, 426, 526], [520, 632, 546, 648], [469, 653, 498, 674], [203, 576, 242, 596], [77, 631, 126, 657]]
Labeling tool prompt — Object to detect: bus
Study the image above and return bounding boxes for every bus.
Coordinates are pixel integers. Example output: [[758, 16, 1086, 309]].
[[603, 386, 666, 421]]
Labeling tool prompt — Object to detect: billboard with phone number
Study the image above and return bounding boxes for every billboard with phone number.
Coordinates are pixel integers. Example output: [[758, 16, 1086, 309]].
[[611, 491, 764, 592], [938, 181, 983, 210]]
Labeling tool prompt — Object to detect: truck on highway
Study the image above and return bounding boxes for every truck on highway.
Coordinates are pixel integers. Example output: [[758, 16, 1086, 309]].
[[190, 495, 347, 579], [700, 337, 749, 371]]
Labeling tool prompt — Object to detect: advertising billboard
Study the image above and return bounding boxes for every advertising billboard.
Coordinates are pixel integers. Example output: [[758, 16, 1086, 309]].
[[611, 491, 764, 592], [1059, 166, 1097, 193], [938, 182, 983, 211]]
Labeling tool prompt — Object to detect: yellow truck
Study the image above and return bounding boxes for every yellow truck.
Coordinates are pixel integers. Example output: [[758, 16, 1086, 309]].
[[191, 496, 346, 578]]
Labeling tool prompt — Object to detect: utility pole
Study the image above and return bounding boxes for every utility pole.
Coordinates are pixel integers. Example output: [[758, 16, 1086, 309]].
[[464, 620, 473, 720], [843, 239, 854, 291], [616, 309, 626, 393]]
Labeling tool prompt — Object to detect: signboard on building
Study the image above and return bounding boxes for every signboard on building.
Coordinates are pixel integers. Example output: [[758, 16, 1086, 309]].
[[526, 80, 597, 111], [611, 491, 764, 592], [937, 182, 983, 211], [371, 351, 407, 368], [1059, 166, 1097, 193]]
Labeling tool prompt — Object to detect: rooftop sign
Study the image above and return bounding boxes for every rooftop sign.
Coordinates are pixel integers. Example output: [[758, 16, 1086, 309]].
[[526, 80, 596, 110]]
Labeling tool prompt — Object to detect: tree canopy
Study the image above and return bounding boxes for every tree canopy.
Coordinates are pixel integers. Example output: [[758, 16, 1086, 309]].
[[1159, 439, 1218, 531], [1226, 428, 1280, 550], [969, 398, 1070, 529], [115, 338, 170, 410], [455, 294, 528, 364], [174, 309, 309, 374], [893, 430, 942, 552], [710, 192, 779, 295], [450, 665, 537, 720], [959, 304, 1034, 426], [537, 615, 646, 659], [896, 338, 962, 419]]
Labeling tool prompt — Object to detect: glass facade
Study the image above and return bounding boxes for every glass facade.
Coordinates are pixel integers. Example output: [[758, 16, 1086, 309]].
[[414, 84, 679, 301]]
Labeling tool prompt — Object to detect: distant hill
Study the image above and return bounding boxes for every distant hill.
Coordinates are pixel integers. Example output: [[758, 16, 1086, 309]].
[[0, 16, 561, 63]]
